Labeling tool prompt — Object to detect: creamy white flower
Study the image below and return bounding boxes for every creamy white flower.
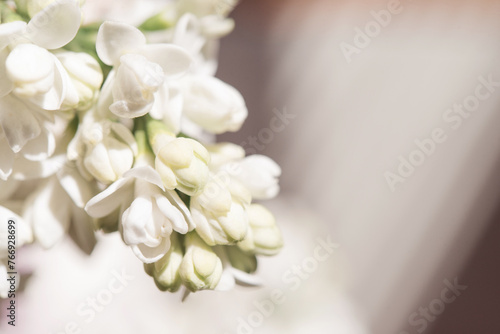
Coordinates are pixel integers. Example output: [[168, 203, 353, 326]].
[[68, 110, 137, 184], [85, 164, 193, 263], [179, 75, 247, 134], [96, 21, 192, 119], [155, 137, 210, 196], [238, 204, 283, 256], [179, 232, 223, 291], [176, 0, 238, 20], [56, 51, 103, 111], [0, 0, 81, 157], [191, 174, 250, 246], [207, 143, 281, 199]]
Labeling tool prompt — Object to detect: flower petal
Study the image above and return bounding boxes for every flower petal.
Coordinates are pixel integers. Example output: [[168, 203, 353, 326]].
[[96, 21, 146, 66], [124, 166, 164, 190], [155, 195, 188, 234], [0, 21, 27, 50], [21, 125, 55, 161], [0, 49, 13, 99], [85, 177, 133, 217], [25, 0, 81, 49], [12, 151, 65, 180], [0, 94, 41, 152], [68, 205, 96, 255], [137, 44, 192, 77], [131, 237, 171, 264]]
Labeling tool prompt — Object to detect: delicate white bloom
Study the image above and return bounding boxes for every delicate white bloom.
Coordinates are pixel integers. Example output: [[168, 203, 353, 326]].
[[68, 110, 137, 184], [155, 137, 210, 196], [0, 0, 81, 159], [144, 233, 183, 292], [179, 232, 223, 291], [238, 204, 283, 256], [56, 51, 103, 111], [179, 75, 247, 134], [176, 0, 238, 20], [85, 163, 192, 263], [208, 143, 281, 199], [191, 174, 250, 246], [96, 21, 192, 119], [224, 155, 281, 200]]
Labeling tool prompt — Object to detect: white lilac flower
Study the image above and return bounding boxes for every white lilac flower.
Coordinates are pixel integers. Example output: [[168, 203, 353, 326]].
[[67, 110, 137, 184], [178, 75, 248, 134], [56, 51, 103, 111], [14, 0, 85, 18], [85, 161, 193, 263], [23, 165, 97, 251], [0, 0, 81, 172], [190, 173, 250, 246], [179, 232, 223, 291], [154, 136, 210, 196], [95, 21, 192, 119], [208, 143, 281, 200], [238, 204, 283, 256]]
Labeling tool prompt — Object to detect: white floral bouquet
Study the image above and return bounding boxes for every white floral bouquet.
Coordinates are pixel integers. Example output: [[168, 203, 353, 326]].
[[0, 0, 283, 297]]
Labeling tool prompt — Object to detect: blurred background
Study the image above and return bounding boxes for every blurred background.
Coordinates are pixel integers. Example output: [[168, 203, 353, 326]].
[[3, 0, 500, 333]]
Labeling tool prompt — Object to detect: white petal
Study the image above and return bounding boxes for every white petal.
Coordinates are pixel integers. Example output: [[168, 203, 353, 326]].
[[137, 44, 192, 77], [110, 122, 138, 156], [21, 126, 55, 161], [0, 179, 18, 202], [96, 21, 146, 66], [26, 0, 81, 49], [124, 166, 164, 190], [6, 44, 54, 85], [27, 55, 69, 110], [121, 197, 154, 245], [131, 237, 171, 264], [0, 21, 27, 50], [0, 94, 41, 152], [164, 189, 195, 231], [155, 195, 188, 234], [84, 177, 133, 217], [12, 151, 65, 180]]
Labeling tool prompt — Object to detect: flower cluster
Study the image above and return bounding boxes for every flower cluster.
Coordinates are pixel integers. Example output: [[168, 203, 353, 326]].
[[0, 0, 282, 296]]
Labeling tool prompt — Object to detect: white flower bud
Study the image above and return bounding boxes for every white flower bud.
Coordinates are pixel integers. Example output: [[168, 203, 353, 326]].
[[155, 137, 210, 196], [82, 121, 137, 184], [179, 232, 223, 291], [56, 51, 103, 111], [191, 175, 250, 246], [179, 75, 247, 134], [238, 204, 283, 256], [145, 233, 184, 292]]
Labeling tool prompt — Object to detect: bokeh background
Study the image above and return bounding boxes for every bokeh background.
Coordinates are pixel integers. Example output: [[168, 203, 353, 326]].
[[2, 0, 500, 333]]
